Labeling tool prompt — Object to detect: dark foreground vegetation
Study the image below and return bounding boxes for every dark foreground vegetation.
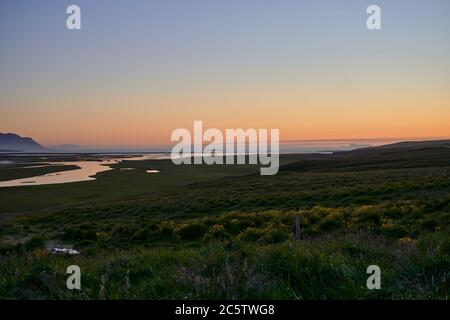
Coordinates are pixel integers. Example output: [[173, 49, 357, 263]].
[[0, 140, 449, 299]]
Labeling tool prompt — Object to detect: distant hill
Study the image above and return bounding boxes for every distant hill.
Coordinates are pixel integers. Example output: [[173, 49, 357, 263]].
[[280, 139, 450, 173], [355, 139, 450, 151], [0, 133, 46, 152]]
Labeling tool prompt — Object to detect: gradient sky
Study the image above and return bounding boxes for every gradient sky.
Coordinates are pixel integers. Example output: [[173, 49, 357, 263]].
[[1, 0, 449, 148]]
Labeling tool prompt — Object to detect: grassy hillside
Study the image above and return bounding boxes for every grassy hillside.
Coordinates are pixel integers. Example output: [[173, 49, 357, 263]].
[[0, 141, 449, 299]]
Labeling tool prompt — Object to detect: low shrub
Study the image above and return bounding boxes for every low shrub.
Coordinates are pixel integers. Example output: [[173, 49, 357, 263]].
[[23, 237, 45, 251], [175, 223, 207, 240], [63, 228, 97, 241]]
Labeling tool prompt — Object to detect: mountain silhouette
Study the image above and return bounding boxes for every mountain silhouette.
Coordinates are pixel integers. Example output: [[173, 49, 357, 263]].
[[0, 133, 46, 152]]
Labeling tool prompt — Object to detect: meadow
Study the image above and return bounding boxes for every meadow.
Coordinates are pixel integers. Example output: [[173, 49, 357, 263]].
[[0, 141, 449, 299]]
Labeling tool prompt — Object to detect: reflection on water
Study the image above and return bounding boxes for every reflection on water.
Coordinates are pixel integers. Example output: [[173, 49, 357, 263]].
[[0, 154, 168, 188], [0, 161, 116, 188]]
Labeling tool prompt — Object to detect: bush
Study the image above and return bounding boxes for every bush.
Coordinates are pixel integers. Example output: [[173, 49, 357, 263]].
[[131, 228, 153, 241], [421, 219, 438, 230], [237, 227, 264, 242], [175, 223, 207, 240], [227, 218, 252, 235], [203, 224, 228, 241], [23, 237, 45, 251], [319, 219, 343, 231], [259, 229, 290, 244], [380, 224, 409, 238], [158, 221, 177, 236], [63, 228, 97, 241], [74, 240, 96, 249]]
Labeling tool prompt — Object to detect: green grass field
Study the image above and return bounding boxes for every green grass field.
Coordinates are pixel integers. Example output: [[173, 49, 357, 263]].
[[0, 141, 449, 299]]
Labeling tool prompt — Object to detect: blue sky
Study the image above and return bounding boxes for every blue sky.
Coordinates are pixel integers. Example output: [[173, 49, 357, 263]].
[[1, 0, 449, 147]]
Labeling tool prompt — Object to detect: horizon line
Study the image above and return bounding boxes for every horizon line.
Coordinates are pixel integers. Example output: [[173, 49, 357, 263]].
[[42, 136, 450, 149]]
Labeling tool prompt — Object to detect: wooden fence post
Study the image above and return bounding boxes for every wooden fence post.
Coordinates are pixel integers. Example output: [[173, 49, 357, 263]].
[[295, 215, 301, 241]]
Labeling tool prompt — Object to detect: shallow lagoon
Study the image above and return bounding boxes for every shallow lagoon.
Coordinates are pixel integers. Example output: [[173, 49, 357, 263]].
[[0, 154, 167, 188]]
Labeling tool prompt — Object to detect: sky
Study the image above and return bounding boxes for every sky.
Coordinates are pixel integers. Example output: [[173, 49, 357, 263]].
[[1, 0, 450, 148]]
